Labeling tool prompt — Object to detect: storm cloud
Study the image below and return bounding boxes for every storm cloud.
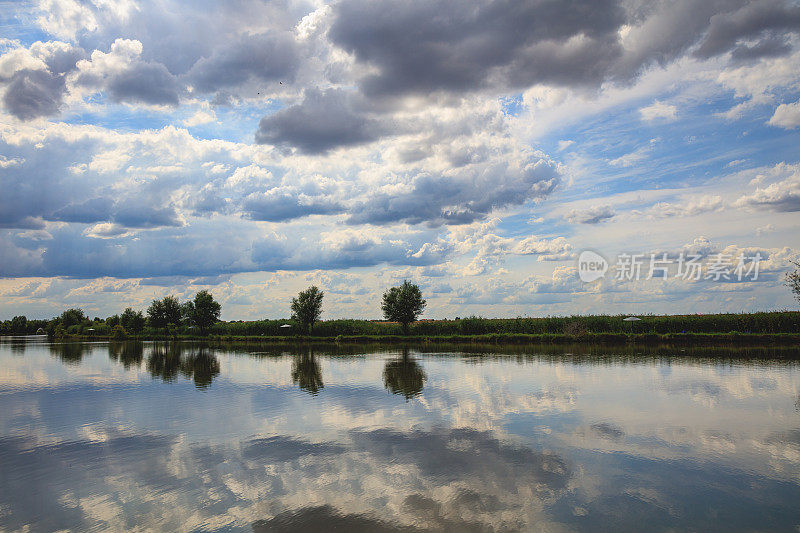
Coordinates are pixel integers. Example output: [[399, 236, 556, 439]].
[[256, 88, 389, 153], [3, 69, 67, 120], [106, 61, 181, 106], [187, 32, 299, 93], [328, 0, 626, 97]]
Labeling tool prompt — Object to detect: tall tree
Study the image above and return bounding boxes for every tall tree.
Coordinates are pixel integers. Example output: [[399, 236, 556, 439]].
[[147, 296, 181, 330], [60, 308, 87, 329], [120, 308, 145, 334], [291, 286, 324, 334], [147, 299, 166, 329], [788, 260, 800, 305], [10, 315, 27, 335], [191, 290, 221, 334], [180, 301, 195, 326], [382, 280, 426, 334], [162, 296, 182, 326]]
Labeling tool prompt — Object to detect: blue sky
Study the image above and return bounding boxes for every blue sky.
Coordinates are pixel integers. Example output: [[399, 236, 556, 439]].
[[1, 0, 799, 320]]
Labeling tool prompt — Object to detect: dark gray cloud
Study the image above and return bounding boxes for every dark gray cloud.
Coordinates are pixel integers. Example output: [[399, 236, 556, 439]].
[[349, 158, 560, 226], [139, 274, 231, 286], [107, 61, 181, 106], [324, 0, 800, 100], [28, 225, 250, 279], [730, 34, 793, 62], [39, 44, 86, 75], [328, 0, 626, 97], [0, 138, 106, 228], [50, 197, 114, 224], [252, 0, 800, 154], [242, 190, 343, 221], [694, 0, 800, 59], [0, 42, 84, 120], [187, 32, 299, 93], [2, 69, 67, 120], [0, 137, 183, 229], [113, 202, 183, 228], [210, 90, 235, 107], [256, 88, 389, 153], [0, 218, 447, 278]]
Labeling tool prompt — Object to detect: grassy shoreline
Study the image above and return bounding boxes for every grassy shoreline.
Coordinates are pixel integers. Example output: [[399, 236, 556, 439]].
[[12, 311, 799, 345], [45, 331, 800, 345]]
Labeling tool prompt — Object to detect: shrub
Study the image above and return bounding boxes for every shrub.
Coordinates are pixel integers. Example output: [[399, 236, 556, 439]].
[[111, 324, 128, 340]]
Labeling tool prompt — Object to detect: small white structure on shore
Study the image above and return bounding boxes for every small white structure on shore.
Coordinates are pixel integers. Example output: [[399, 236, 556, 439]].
[[623, 317, 641, 322], [279, 324, 292, 329]]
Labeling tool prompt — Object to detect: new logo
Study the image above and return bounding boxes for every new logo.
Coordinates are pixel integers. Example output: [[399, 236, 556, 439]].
[[577, 250, 608, 283]]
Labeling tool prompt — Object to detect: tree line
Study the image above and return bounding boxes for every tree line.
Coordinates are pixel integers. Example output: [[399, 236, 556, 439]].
[[3, 270, 799, 338], [0, 281, 428, 338]]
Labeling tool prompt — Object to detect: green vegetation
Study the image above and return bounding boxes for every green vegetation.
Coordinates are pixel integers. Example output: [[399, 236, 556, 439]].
[[788, 260, 800, 305], [184, 290, 222, 334], [2, 276, 799, 344], [3, 310, 800, 341], [120, 307, 146, 334], [0, 291, 221, 339], [111, 324, 128, 340], [212, 311, 800, 338], [291, 286, 324, 333], [147, 296, 182, 331], [1, 315, 48, 335], [382, 281, 426, 334]]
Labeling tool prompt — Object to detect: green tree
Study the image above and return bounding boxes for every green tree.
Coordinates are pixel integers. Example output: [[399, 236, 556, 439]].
[[120, 308, 145, 334], [381, 280, 426, 334], [291, 286, 324, 334], [787, 260, 800, 305], [190, 290, 221, 334], [106, 314, 120, 327], [60, 308, 87, 329], [111, 324, 128, 340], [162, 296, 182, 326], [147, 299, 166, 329], [180, 301, 195, 326], [10, 315, 27, 335], [147, 296, 181, 330]]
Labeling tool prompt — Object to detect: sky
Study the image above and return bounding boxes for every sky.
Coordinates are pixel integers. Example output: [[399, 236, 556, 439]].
[[0, 0, 799, 321]]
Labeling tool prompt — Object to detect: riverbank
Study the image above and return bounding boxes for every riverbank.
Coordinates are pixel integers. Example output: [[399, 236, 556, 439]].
[[10, 311, 799, 343], [34, 331, 800, 345]]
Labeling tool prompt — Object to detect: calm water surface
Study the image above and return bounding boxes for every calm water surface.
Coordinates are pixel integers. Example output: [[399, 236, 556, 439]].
[[1, 338, 800, 532]]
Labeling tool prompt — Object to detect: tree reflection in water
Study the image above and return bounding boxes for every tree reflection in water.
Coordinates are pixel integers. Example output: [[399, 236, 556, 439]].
[[291, 349, 323, 395], [7, 338, 26, 355], [253, 505, 414, 532], [383, 348, 426, 401], [49, 342, 89, 364], [108, 341, 145, 369], [146, 343, 220, 389]]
